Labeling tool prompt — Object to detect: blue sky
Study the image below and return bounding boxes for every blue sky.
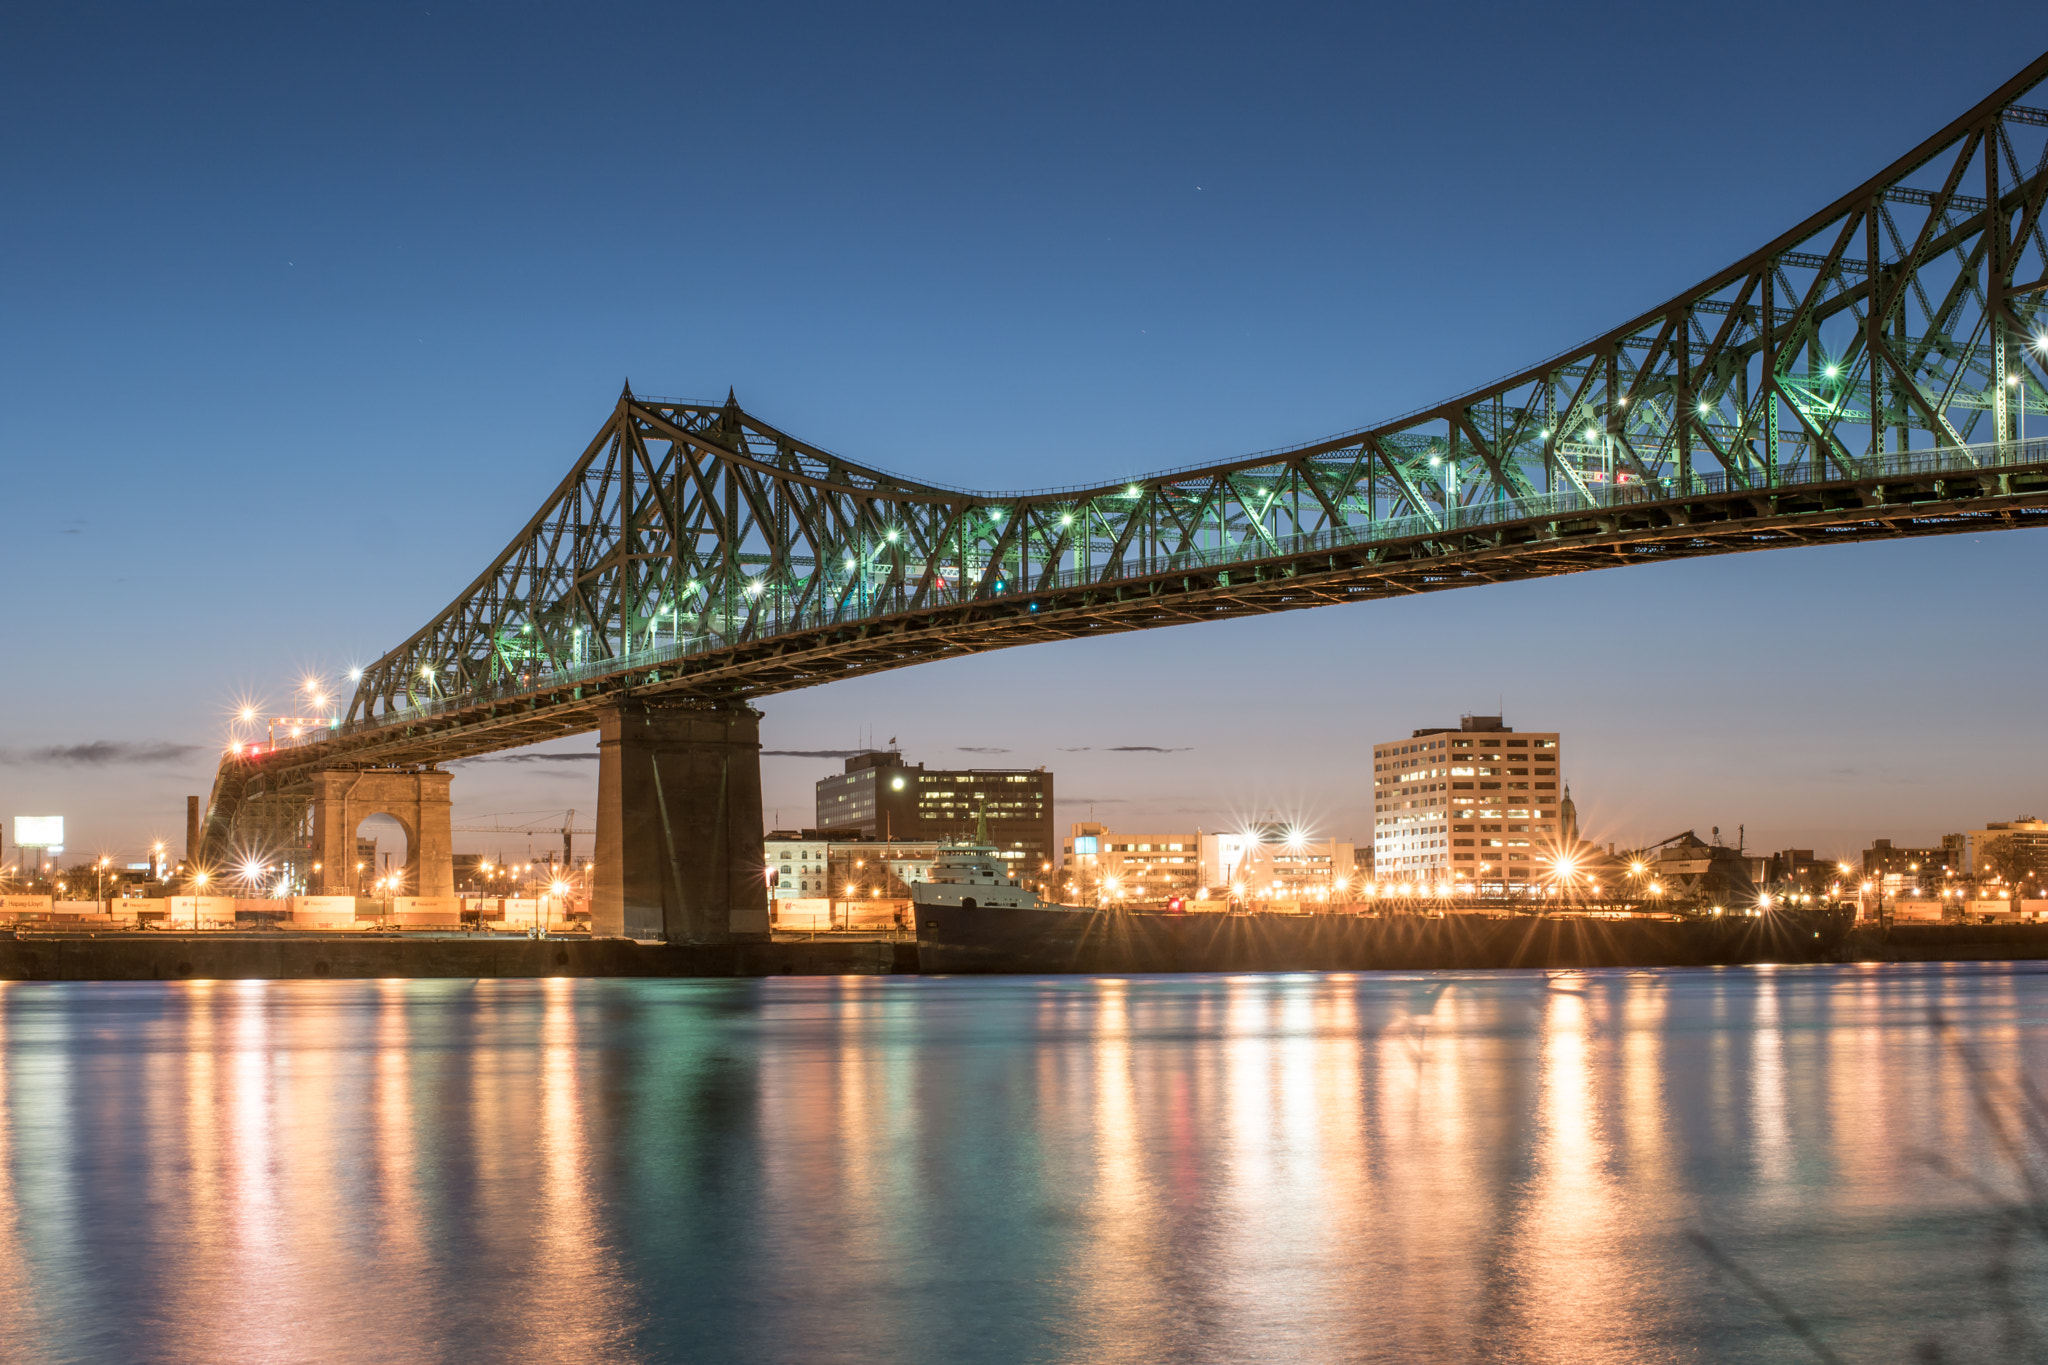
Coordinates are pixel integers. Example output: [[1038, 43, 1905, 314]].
[[3, 2, 2044, 868]]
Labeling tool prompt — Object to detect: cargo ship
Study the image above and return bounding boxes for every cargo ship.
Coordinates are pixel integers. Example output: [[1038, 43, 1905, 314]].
[[912, 899, 1858, 974]]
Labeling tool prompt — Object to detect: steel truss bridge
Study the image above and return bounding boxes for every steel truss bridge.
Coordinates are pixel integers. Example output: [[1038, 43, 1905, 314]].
[[207, 53, 2048, 847]]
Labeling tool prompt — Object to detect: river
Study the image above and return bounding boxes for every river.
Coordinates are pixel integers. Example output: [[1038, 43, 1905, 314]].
[[3, 964, 2046, 1363]]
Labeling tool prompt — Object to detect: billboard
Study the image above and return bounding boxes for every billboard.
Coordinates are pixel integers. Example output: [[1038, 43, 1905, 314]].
[[13, 816, 62, 848]]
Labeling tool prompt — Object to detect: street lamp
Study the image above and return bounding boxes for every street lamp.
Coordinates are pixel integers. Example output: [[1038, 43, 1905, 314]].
[[191, 870, 209, 931]]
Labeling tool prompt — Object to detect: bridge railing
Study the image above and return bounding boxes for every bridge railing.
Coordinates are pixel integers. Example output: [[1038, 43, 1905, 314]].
[[307, 434, 2045, 743]]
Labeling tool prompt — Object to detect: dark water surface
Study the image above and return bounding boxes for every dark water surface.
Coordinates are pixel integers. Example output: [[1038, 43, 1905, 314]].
[[4, 965, 2048, 1364]]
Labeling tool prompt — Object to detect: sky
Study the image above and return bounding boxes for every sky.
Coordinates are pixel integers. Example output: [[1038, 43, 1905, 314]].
[[3, 1, 2045, 870]]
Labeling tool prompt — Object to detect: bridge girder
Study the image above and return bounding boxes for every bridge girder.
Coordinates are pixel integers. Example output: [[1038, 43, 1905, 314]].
[[289, 456, 2048, 776]]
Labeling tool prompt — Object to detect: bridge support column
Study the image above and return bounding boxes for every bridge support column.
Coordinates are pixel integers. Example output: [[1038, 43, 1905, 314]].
[[593, 699, 769, 942], [308, 768, 453, 899]]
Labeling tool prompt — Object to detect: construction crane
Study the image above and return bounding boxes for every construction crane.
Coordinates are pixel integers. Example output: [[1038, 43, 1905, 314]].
[[451, 810, 595, 869]]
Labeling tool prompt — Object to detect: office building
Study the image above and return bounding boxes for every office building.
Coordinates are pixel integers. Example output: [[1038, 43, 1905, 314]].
[[1862, 837, 1962, 892], [1372, 715, 1562, 891], [1200, 824, 1358, 903], [1962, 818, 2048, 879], [1064, 823, 1203, 903], [1763, 849, 1848, 895], [816, 750, 1055, 886]]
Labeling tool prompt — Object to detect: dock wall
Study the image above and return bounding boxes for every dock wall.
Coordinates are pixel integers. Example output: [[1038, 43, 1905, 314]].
[[0, 935, 909, 981], [3, 922, 2048, 981]]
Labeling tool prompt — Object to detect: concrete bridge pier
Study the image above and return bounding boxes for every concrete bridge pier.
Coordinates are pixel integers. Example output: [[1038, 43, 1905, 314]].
[[593, 699, 770, 942], [309, 768, 454, 898]]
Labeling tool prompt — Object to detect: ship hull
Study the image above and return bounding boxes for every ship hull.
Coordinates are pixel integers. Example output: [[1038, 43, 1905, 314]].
[[913, 903, 1853, 974]]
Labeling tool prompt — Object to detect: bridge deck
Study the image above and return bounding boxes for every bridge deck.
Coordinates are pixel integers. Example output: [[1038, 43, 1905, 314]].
[[259, 438, 2048, 774]]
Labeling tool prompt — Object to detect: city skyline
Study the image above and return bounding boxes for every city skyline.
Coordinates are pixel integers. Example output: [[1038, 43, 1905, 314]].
[[4, 5, 2045, 863], [10, 12, 2048, 1362]]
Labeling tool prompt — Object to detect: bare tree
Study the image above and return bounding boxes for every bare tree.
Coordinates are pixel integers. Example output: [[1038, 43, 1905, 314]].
[[1981, 835, 2038, 917]]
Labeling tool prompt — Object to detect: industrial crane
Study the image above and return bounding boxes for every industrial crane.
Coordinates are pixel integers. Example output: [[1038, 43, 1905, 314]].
[[450, 810, 595, 870]]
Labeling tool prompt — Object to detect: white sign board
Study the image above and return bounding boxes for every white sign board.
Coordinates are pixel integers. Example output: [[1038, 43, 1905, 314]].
[[13, 816, 62, 848]]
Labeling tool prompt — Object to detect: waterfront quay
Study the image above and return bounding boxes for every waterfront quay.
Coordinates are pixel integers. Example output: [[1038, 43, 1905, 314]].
[[0, 930, 912, 981], [6, 919, 2048, 981]]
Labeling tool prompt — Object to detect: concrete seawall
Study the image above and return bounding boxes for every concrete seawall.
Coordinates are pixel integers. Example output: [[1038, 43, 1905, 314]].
[[1843, 924, 2048, 962], [0, 934, 910, 981], [3, 923, 2046, 981]]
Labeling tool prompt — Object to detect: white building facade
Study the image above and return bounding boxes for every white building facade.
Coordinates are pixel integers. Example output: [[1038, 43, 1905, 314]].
[[1198, 826, 1358, 903], [1373, 716, 1563, 892]]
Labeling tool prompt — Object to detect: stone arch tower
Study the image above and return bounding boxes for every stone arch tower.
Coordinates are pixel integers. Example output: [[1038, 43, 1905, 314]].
[[308, 768, 453, 898]]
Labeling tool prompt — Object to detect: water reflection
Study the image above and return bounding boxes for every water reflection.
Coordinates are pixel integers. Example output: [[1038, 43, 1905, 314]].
[[2, 965, 2047, 1363]]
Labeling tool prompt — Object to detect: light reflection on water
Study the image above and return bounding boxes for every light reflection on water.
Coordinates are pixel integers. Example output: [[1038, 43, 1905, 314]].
[[2, 965, 2048, 1363]]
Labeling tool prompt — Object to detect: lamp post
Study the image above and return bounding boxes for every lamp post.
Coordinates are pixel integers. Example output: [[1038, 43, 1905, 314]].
[[192, 870, 208, 931]]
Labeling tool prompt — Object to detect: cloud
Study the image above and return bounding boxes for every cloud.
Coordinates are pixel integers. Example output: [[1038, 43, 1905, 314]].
[[2, 741, 203, 766], [457, 752, 597, 764], [762, 749, 865, 758], [1057, 746, 1191, 753], [957, 746, 1011, 754]]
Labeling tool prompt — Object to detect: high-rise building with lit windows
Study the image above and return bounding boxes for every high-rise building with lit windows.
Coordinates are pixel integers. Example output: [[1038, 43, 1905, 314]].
[[815, 750, 1055, 884], [1371, 716, 1563, 892]]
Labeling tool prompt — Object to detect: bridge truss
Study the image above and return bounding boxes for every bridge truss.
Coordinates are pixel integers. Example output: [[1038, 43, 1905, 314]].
[[278, 55, 2048, 784]]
